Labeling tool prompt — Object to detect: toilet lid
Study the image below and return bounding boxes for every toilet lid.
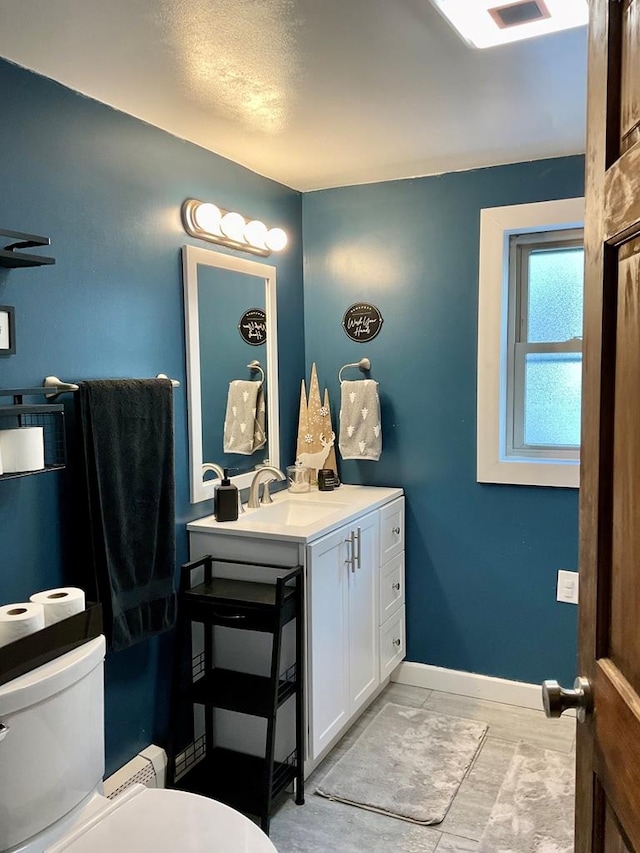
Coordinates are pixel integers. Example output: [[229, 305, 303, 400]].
[[45, 785, 278, 853]]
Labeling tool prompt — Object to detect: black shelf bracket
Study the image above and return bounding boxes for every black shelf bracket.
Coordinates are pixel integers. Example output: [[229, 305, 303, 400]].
[[0, 228, 55, 268]]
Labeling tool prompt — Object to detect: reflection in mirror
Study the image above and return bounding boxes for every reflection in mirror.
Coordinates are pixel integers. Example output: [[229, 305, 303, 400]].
[[198, 266, 268, 471], [183, 245, 279, 503]]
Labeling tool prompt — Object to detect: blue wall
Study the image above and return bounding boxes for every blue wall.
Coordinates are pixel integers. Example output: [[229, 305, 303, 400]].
[[0, 58, 304, 775], [302, 157, 583, 687]]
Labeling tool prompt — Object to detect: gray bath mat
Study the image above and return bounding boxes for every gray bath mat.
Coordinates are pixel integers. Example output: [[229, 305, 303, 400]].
[[316, 702, 488, 824], [477, 743, 575, 853]]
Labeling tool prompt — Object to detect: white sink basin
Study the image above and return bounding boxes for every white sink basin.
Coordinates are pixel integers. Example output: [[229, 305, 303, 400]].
[[248, 499, 351, 528]]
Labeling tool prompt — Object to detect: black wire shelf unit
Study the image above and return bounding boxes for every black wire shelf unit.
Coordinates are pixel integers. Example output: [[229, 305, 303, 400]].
[[168, 555, 305, 835]]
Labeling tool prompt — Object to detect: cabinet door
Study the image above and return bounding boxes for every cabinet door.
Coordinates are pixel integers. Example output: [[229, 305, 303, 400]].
[[308, 526, 350, 759], [348, 510, 380, 715]]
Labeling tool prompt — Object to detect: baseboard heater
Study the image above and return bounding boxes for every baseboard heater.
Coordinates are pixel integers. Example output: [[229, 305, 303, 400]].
[[102, 745, 167, 799]]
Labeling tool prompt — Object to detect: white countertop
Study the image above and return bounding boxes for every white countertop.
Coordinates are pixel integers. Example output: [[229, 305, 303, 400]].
[[186, 484, 403, 544]]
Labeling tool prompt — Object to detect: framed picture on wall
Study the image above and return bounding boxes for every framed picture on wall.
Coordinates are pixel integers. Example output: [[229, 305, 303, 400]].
[[0, 306, 16, 356]]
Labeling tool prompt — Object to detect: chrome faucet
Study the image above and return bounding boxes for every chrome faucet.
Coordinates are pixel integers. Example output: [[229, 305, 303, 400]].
[[248, 466, 286, 509]]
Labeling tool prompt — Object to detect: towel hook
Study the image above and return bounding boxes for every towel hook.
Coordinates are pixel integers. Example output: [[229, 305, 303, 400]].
[[338, 357, 371, 383], [247, 360, 265, 384]]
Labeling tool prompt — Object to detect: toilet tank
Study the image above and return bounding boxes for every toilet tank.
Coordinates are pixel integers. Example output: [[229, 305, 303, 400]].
[[0, 636, 106, 852]]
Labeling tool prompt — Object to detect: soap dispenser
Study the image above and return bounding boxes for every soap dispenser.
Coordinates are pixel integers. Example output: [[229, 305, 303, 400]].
[[215, 469, 239, 522]]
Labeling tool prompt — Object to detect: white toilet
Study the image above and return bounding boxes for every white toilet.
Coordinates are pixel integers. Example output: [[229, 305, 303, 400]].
[[0, 636, 278, 852]]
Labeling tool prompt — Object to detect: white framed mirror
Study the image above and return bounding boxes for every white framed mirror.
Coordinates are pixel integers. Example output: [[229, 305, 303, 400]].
[[182, 245, 279, 503]]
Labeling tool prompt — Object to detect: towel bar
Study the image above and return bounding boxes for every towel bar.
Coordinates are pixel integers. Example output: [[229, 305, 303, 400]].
[[43, 374, 180, 399], [338, 358, 371, 383]]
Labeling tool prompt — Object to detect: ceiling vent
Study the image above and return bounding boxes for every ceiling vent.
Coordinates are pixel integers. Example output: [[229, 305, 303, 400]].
[[488, 0, 551, 29], [429, 0, 588, 49]]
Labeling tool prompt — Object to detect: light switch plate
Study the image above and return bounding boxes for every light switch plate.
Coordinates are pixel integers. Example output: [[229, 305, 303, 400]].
[[557, 569, 579, 605]]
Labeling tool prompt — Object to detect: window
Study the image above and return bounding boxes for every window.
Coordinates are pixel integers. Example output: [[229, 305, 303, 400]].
[[507, 229, 583, 458], [477, 198, 584, 488]]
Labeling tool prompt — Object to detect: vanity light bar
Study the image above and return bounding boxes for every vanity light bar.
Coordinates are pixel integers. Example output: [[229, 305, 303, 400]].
[[181, 199, 288, 257]]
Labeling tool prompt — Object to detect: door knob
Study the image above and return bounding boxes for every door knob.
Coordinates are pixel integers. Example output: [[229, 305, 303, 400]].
[[542, 676, 593, 723]]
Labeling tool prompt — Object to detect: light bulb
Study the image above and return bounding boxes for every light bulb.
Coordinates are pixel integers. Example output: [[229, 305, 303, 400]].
[[193, 202, 222, 235], [220, 211, 246, 242], [244, 219, 268, 249], [265, 227, 288, 252]]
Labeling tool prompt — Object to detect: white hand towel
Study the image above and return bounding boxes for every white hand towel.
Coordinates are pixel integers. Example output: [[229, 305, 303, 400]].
[[339, 379, 382, 461], [223, 380, 267, 455]]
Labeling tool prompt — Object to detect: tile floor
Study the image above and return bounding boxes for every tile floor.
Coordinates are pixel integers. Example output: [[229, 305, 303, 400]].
[[269, 682, 576, 852]]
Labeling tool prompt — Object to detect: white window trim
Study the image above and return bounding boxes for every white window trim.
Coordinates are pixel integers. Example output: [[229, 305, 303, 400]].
[[477, 197, 585, 488]]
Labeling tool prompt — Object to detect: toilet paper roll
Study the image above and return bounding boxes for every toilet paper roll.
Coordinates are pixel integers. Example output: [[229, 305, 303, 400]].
[[29, 587, 86, 626], [0, 603, 46, 647], [0, 427, 45, 473]]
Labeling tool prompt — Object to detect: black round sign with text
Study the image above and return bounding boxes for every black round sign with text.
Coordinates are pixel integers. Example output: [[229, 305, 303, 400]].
[[238, 308, 267, 346], [342, 303, 384, 342]]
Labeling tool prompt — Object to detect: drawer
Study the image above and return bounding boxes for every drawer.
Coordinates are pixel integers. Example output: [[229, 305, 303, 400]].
[[185, 599, 277, 632], [379, 553, 405, 624], [379, 497, 405, 564], [183, 572, 300, 633], [379, 605, 406, 681]]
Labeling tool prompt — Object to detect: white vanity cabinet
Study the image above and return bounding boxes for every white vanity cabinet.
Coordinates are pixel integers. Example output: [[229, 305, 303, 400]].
[[307, 510, 379, 759], [187, 485, 405, 770]]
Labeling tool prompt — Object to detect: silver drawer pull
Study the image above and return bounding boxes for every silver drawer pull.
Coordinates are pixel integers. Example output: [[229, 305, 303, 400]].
[[392, 582, 401, 591], [393, 638, 402, 648], [0, 722, 9, 743], [392, 526, 401, 536], [345, 532, 355, 572]]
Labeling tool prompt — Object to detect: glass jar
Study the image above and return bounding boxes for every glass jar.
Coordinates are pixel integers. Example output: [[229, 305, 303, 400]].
[[287, 463, 311, 493]]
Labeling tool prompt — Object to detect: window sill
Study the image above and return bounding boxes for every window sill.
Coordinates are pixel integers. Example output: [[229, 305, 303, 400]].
[[477, 456, 579, 488]]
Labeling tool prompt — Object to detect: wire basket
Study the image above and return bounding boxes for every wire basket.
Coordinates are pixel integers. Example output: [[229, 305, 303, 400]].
[[0, 404, 66, 477]]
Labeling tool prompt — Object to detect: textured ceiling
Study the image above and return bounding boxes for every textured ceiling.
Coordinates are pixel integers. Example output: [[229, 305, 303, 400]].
[[0, 0, 588, 190]]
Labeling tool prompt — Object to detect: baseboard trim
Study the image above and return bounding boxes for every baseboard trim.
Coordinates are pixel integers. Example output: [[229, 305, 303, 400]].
[[392, 661, 544, 711]]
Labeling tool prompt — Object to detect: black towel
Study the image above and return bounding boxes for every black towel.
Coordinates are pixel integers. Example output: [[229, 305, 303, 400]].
[[78, 379, 177, 651]]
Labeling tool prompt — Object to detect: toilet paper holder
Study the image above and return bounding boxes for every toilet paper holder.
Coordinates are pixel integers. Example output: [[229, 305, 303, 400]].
[[0, 387, 67, 480]]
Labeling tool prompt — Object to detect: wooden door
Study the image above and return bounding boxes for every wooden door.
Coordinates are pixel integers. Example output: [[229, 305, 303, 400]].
[[578, 1, 640, 850]]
